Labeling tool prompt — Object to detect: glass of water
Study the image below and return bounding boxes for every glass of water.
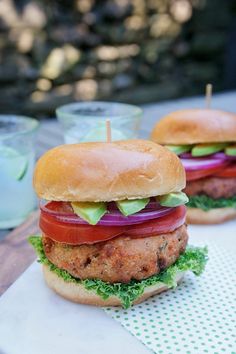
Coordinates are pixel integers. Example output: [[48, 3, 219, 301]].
[[56, 102, 142, 143], [0, 115, 39, 229]]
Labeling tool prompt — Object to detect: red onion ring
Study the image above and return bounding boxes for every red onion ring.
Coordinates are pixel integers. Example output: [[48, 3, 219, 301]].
[[125, 205, 186, 237], [180, 157, 229, 171], [40, 200, 175, 226], [208, 152, 236, 160]]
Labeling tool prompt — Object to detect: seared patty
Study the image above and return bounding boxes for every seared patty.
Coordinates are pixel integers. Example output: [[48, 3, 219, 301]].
[[185, 177, 236, 199], [42, 224, 188, 283]]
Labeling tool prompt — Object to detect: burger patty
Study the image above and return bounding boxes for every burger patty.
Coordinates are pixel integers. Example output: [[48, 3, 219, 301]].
[[42, 224, 188, 283], [185, 177, 236, 199]]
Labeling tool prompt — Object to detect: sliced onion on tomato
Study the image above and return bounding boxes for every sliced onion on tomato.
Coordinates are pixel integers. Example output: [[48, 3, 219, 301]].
[[210, 152, 236, 161], [180, 157, 230, 181], [39, 203, 186, 245], [40, 201, 173, 226], [213, 163, 236, 178], [181, 157, 229, 171], [177, 153, 236, 181], [40, 213, 127, 245], [125, 205, 186, 237]]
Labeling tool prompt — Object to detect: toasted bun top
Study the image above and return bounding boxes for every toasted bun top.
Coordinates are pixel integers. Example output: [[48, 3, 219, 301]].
[[33, 140, 185, 202], [151, 109, 236, 144]]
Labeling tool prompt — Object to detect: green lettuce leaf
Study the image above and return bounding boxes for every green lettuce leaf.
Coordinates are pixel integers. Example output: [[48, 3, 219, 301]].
[[29, 236, 208, 309], [187, 194, 236, 211]]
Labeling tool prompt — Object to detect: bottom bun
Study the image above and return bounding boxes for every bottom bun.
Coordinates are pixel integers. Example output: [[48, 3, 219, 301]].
[[187, 207, 236, 224], [43, 265, 184, 307]]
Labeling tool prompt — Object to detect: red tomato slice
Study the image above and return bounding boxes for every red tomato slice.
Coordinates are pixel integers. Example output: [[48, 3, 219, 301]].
[[125, 205, 186, 237], [40, 203, 186, 245], [40, 213, 127, 245], [186, 166, 223, 181], [213, 164, 236, 178]]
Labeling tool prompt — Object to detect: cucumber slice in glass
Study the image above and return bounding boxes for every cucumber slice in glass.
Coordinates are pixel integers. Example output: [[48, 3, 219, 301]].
[[0, 146, 28, 181]]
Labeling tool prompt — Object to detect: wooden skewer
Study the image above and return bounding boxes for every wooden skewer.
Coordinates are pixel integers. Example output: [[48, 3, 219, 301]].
[[106, 119, 112, 143], [205, 83, 212, 109]]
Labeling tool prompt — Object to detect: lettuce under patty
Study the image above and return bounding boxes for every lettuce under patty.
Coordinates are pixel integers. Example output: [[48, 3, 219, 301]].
[[29, 236, 208, 308], [187, 194, 236, 211]]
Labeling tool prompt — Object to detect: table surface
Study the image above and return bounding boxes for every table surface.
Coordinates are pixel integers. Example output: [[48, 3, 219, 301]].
[[0, 90, 236, 295]]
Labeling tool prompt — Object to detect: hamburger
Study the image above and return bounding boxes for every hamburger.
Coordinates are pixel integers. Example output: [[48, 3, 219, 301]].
[[151, 109, 236, 224], [29, 140, 207, 308]]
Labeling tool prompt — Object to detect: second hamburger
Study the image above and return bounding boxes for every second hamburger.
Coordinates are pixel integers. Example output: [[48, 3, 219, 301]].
[[151, 109, 236, 224]]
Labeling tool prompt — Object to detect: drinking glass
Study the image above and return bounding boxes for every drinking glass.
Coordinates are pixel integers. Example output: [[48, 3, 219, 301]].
[[0, 115, 39, 228], [56, 101, 142, 143]]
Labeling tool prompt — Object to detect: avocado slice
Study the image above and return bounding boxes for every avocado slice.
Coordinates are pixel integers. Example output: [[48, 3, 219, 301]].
[[116, 198, 150, 216], [225, 144, 236, 156], [191, 143, 228, 157], [71, 201, 107, 225], [156, 192, 189, 207], [165, 145, 192, 155]]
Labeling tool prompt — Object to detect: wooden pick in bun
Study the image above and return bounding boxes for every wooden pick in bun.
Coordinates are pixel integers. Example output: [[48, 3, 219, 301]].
[[29, 139, 207, 307], [151, 109, 236, 224]]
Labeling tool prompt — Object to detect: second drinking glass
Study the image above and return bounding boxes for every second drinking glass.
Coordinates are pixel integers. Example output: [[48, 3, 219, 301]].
[[56, 101, 143, 143]]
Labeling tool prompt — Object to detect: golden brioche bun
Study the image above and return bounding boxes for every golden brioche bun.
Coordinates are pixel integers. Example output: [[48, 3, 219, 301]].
[[151, 109, 236, 144], [34, 140, 185, 202], [43, 265, 184, 307], [186, 207, 236, 224]]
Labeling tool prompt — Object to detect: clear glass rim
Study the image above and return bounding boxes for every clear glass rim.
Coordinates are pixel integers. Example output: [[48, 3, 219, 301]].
[[0, 115, 39, 140], [56, 101, 143, 121]]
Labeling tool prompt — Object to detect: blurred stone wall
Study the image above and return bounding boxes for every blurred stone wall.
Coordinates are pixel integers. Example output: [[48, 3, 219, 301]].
[[0, 0, 235, 117]]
